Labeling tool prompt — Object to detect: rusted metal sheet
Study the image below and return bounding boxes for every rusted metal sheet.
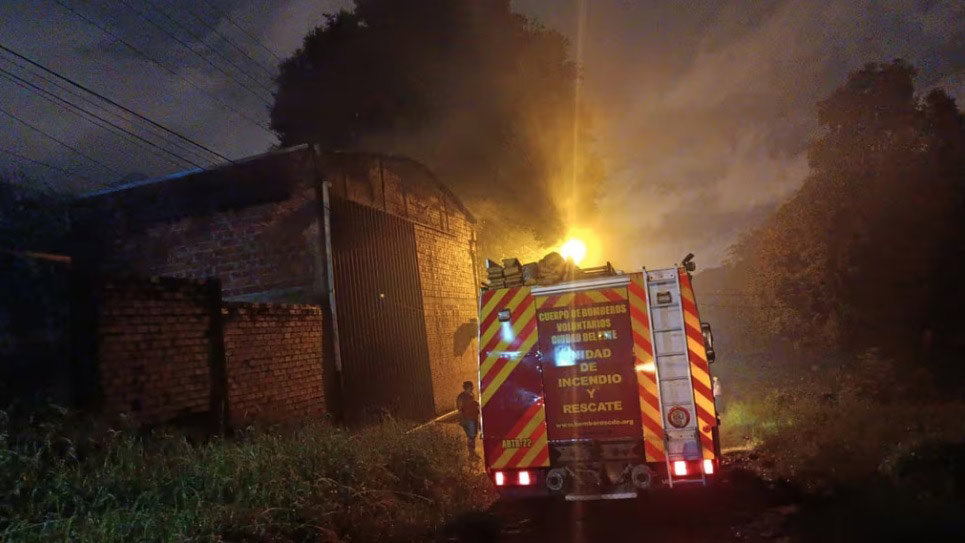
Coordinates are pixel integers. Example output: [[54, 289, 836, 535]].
[[329, 196, 434, 421]]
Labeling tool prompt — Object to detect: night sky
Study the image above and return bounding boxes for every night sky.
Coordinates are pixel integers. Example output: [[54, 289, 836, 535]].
[[1, 0, 963, 266]]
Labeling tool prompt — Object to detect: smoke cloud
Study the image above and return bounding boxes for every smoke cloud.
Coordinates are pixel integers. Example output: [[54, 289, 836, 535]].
[[1, 0, 961, 271], [516, 0, 965, 268]]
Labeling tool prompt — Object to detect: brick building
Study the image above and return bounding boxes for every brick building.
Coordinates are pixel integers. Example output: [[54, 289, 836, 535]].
[[73, 145, 479, 421]]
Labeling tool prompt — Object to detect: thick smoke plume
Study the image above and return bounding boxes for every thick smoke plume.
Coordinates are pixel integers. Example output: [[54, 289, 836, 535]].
[[270, 0, 604, 266]]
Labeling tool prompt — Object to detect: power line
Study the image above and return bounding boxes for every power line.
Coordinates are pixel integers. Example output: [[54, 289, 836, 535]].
[[183, 3, 277, 78], [0, 53, 214, 166], [144, 0, 275, 91], [0, 146, 108, 190], [0, 68, 182, 169], [0, 147, 62, 192], [49, 0, 273, 133], [118, 0, 273, 107], [199, 0, 282, 63], [0, 43, 230, 164], [0, 66, 200, 169], [0, 104, 121, 177]]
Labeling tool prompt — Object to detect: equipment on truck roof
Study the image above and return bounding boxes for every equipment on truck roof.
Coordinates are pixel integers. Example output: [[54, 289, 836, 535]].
[[483, 251, 619, 290]]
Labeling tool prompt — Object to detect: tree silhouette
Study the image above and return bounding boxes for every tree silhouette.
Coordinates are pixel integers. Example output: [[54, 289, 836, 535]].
[[728, 60, 965, 366], [270, 0, 602, 260]]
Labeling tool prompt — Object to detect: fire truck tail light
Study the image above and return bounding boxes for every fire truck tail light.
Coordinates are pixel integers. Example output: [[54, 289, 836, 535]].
[[703, 459, 715, 475], [673, 461, 688, 477], [494, 471, 506, 486], [518, 470, 532, 486]]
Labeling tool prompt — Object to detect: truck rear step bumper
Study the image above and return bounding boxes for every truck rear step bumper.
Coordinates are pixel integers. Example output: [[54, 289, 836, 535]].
[[565, 492, 637, 501]]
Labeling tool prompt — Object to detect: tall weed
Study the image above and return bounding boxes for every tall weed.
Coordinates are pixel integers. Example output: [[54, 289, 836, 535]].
[[721, 353, 965, 490], [0, 408, 493, 542]]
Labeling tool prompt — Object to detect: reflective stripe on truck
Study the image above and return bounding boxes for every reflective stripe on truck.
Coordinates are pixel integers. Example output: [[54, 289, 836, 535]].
[[478, 287, 550, 470], [628, 272, 666, 462], [478, 265, 720, 495], [678, 270, 717, 461]]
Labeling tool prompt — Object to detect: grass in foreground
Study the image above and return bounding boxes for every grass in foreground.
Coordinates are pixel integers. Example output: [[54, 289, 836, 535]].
[[0, 407, 494, 542], [719, 353, 965, 540]]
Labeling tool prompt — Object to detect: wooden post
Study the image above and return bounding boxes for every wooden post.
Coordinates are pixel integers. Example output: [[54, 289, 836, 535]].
[[205, 278, 228, 435]]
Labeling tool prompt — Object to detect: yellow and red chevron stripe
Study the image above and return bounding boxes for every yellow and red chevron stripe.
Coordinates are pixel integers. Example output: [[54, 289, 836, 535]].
[[535, 287, 627, 309], [678, 270, 717, 460], [478, 286, 548, 470], [487, 401, 550, 469], [628, 274, 665, 462], [479, 287, 539, 408]]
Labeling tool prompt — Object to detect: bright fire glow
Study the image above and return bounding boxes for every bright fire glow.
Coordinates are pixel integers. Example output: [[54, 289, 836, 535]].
[[560, 237, 587, 265], [518, 471, 532, 486], [673, 461, 688, 477], [494, 471, 506, 486], [703, 459, 715, 475]]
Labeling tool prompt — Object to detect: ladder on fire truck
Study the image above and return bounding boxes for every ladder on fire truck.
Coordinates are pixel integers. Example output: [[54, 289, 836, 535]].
[[644, 267, 707, 488]]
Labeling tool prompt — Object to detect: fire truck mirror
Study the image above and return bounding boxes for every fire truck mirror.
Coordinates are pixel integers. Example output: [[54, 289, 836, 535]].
[[681, 252, 696, 272], [701, 322, 716, 363]]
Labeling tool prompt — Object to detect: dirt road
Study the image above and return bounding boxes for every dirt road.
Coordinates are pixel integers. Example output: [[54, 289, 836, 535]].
[[442, 458, 802, 543]]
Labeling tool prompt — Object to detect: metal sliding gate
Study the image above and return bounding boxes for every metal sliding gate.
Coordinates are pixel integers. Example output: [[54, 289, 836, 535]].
[[329, 196, 435, 421]]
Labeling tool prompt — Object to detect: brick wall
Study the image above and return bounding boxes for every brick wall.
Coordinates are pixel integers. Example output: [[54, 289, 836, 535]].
[[78, 149, 478, 421], [96, 276, 213, 425], [91, 275, 325, 427], [75, 147, 323, 304], [111, 186, 319, 301], [326, 153, 472, 235], [84, 151, 476, 308], [223, 303, 325, 425], [414, 216, 479, 415]]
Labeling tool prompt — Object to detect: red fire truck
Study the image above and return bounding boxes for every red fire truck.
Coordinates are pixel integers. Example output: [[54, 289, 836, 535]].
[[478, 254, 720, 500]]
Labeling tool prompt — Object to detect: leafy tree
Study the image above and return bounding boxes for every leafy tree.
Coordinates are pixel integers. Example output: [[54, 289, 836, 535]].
[[270, 0, 602, 261], [727, 60, 965, 366]]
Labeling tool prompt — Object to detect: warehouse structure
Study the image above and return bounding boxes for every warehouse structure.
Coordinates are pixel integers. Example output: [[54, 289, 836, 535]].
[[72, 145, 479, 421]]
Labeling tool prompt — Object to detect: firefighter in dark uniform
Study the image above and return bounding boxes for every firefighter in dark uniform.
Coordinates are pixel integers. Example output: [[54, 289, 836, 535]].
[[456, 381, 481, 457]]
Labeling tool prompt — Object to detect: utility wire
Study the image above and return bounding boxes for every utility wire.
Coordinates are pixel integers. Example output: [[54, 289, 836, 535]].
[[0, 68, 181, 169], [49, 0, 272, 133], [183, 4, 277, 78], [0, 66, 200, 169], [0, 145, 107, 189], [0, 104, 120, 177], [0, 43, 230, 163], [118, 0, 273, 106], [199, 0, 283, 62], [0, 53, 214, 166], [145, 0, 275, 88], [0, 149, 59, 192]]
